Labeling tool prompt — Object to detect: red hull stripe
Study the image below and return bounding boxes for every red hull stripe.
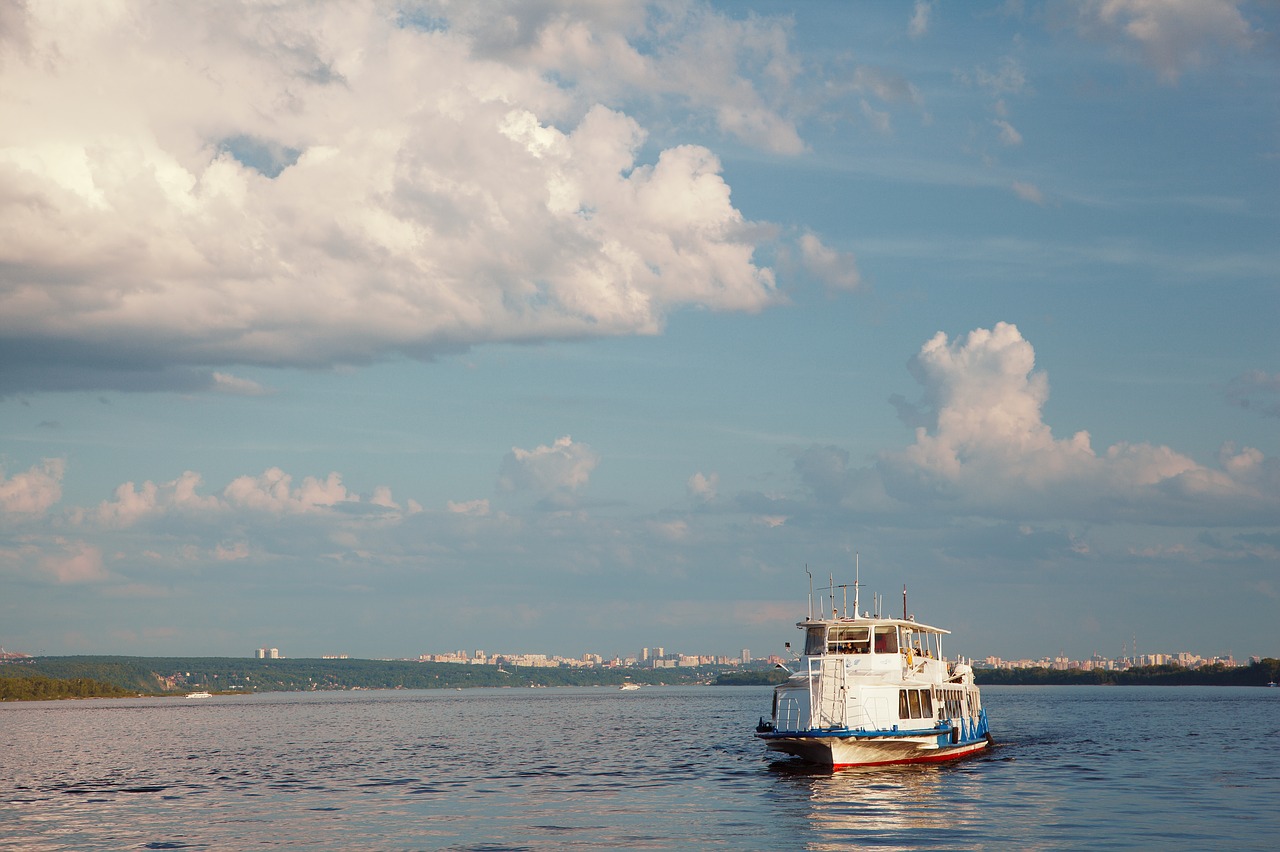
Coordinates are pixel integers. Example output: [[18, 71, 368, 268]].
[[829, 742, 989, 769]]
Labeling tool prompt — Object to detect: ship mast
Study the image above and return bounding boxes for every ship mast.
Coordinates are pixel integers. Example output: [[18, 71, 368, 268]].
[[806, 566, 813, 621], [853, 552, 861, 619]]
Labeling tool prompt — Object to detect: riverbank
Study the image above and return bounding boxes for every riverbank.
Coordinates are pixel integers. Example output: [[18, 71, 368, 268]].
[[0, 654, 744, 697], [976, 659, 1279, 686]]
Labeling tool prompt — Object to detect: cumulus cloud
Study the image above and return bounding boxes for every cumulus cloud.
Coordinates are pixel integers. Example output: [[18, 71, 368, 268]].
[[95, 470, 222, 527], [687, 471, 718, 503], [40, 540, 109, 584], [0, 458, 64, 518], [498, 436, 599, 506], [88, 466, 413, 527], [799, 233, 862, 293], [447, 498, 491, 516], [878, 323, 1280, 524], [1075, 0, 1256, 82], [444, 1, 805, 154], [0, 1, 785, 395]]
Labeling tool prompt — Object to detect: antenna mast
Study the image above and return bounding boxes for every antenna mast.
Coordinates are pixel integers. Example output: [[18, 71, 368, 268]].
[[853, 552, 861, 618], [806, 566, 813, 621]]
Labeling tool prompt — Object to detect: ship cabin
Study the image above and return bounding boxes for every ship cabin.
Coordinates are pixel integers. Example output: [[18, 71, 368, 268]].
[[803, 617, 947, 661]]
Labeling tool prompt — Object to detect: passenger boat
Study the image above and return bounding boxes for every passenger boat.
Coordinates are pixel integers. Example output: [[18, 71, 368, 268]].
[[185, 691, 212, 699], [756, 573, 992, 768]]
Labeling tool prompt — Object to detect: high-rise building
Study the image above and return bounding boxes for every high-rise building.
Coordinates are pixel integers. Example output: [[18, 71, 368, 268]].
[[741, 649, 751, 664]]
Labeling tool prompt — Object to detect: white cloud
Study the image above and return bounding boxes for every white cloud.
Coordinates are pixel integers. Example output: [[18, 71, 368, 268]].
[[993, 119, 1023, 147], [40, 539, 109, 584], [211, 372, 273, 396], [909, 2, 932, 40], [973, 56, 1028, 96], [95, 470, 221, 527], [442, 1, 805, 153], [1077, 0, 1256, 82], [0, 1, 783, 394], [223, 469, 357, 515], [1012, 181, 1045, 205], [498, 436, 599, 505], [878, 323, 1280, 524], [687, 471, 719, 503], [652, 518, 690, 542], [447, 498, 491, 516], [799, 233, 862, 293], [87, 466, 415, 527], [0, 458, 64, 517], [859, 99, 892, 135]]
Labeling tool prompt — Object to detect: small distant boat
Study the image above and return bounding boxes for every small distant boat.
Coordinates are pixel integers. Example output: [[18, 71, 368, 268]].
[[185, 691, 212, 699], [1268, 682, 1277, 688], [620, 680, 640, 691], [756, 571, 992, 768]]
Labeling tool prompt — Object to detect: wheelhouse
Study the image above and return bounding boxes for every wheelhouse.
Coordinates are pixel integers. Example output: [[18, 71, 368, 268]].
[[802, 618, 947, 660]]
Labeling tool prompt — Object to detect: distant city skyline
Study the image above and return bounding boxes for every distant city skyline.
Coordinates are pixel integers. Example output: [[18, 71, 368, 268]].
[[2, 2, 1277, 662]]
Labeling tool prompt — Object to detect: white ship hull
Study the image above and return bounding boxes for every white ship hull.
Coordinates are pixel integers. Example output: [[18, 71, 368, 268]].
[[760, 727, 990, 768]]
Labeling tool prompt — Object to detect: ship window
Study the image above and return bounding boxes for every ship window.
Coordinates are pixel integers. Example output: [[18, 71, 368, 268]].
[[827, 626, 870, 655], [804, 627, 826, 656], [872, 626, 898, 654], [898, 689, 910, 719], [921, 690, 933, 718], [907, 689, 922, 719]]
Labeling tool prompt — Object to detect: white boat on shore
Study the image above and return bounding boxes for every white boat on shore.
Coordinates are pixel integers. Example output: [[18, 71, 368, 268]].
[[620, 680, 640, 691], [756, 573, 992, 768], [185, 691, 212, 699]]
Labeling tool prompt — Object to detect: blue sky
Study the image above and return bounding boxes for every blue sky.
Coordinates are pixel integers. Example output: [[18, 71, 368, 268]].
[[1, 1, 1277, 663]]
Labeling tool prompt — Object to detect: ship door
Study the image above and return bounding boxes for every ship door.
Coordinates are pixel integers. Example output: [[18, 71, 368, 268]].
[[812, 658, 849, 729]]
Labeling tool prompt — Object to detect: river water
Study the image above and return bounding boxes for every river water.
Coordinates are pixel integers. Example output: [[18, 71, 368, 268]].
[[2, 685, 1277, 850]]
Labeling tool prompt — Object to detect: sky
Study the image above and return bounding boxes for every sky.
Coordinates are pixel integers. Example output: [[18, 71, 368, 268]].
[[1, 0, 1277, 664]]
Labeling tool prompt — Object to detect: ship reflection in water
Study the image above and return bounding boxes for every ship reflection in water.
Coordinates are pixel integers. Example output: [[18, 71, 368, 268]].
[[767, 761, 987, 850]]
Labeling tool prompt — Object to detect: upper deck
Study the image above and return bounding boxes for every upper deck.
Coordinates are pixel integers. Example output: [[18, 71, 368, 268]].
[[798, 615, 948, 657]]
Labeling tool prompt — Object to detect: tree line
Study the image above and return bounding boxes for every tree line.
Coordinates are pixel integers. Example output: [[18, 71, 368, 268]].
[[975, 659, 1280, 686], [0, 671, 134, 701]]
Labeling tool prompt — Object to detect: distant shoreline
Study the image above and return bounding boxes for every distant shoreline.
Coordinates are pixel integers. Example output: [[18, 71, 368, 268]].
[[0, 654, 735, 698], [974, 660, 1279, 687], [4, 656, 1275, 701]]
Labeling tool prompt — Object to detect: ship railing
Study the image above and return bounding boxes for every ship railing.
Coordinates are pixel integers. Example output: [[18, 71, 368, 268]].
[[775, 693, 807, 733]]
